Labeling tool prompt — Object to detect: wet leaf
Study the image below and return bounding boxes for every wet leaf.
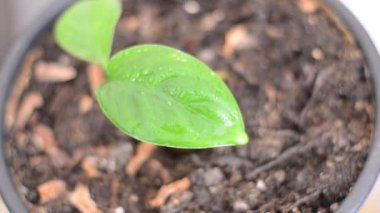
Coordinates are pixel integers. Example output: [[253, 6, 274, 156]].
[[54, 0, 121, 67], [97, 44, 248, 148]]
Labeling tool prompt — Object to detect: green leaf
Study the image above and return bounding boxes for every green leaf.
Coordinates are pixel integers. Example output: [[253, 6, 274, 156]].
[[97, 44, 248, 148], [54, 0, 121, 68]]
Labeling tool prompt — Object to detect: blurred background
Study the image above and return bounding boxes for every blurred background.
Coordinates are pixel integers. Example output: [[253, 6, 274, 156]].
[[0, 0, 379, 212], [0, 1, 57, 211], [0, 0, 379, 62], [0, 0, 54, 61]]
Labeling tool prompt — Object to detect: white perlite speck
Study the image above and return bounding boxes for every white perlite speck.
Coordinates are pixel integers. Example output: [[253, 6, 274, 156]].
[[183, 1, 200, 14]]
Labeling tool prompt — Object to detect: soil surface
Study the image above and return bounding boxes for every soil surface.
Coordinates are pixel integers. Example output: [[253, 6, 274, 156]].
[[5, 0, 375, 212]]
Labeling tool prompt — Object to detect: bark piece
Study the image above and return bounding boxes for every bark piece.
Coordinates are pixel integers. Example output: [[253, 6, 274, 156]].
[[297, 0, 319, 14], [82, 156, 102, 178], [69, 184, 101, 213], [126, 142, 157, 177], [223, 25, 257, 57], [111, 178, 120, 205], [34, 61, 77, 82], [14, 92, 43, 129], [79, 95, 94, 113], [33, 124, 70, 168], [118, 16, 140, 33], [37, 179, 67, 204], [149, 177, 191, 208], [6, 48, 42, 129]]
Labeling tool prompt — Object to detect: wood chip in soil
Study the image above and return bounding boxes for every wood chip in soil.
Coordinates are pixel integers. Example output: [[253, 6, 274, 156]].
[[126, 142, 157, 177], [14, 92, 43, 130], [69, 184, 101, 213], [37, 179, 67, 204], [34, 61, 77, 83]]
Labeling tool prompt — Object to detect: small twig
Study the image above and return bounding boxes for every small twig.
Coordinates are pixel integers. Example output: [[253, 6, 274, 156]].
[[256, 128, 300, 139], [126, 142, 157, 177], [257, 199, 279, 212], [148, 158, 172, 183], [6, 48, 42, 129], [246, 135, 329, 180], [149, 177, 191, 208], [319, 2, 356, 46], [111, 178, 120, 205], [284, 189, 321, 212], [299, 65, 335, 125]]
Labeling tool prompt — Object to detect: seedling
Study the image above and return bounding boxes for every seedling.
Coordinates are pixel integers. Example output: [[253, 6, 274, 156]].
[[54, 0, 248, 148]]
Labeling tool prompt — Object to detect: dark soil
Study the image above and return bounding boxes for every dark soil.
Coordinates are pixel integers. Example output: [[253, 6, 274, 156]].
[[5, 0, 374, 212]]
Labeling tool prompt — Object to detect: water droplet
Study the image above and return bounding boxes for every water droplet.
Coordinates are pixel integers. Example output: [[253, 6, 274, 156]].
[[221, 113, 233, 127], [234, 131, 249, 145], [142, 68, 149, 75], [178, 91, 185, 98]]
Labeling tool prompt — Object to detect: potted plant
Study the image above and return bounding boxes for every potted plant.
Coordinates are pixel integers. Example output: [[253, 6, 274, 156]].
[[1, 0, 380, 212]]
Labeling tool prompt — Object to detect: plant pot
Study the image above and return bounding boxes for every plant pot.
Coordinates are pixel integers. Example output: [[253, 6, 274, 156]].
[[0, 2, 75, 213], [1, 0, 380, 212], [0, 0, 12, 61]]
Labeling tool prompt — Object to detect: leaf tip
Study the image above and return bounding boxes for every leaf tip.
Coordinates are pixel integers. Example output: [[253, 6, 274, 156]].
[[233, 130, 249, 146]]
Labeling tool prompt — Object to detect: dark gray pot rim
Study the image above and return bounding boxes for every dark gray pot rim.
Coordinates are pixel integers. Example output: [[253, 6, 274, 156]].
[[1, 0, 380, 212]]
